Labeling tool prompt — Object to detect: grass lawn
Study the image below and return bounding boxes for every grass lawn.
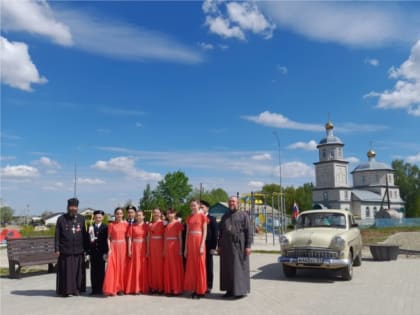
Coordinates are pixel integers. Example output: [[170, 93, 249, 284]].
[[361, 226, 420, 245]]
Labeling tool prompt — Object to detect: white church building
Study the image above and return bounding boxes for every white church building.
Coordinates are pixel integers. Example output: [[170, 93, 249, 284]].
[[312, 120, 405, 219]]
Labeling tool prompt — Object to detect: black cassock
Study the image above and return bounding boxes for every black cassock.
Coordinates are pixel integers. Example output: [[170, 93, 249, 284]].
[[55, 213, 88, 296], [219, 209, 252, 296], [88, 224, 108, 294], [205, 214, 218, 290]]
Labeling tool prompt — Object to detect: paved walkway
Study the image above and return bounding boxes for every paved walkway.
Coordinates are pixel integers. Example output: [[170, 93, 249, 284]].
[[1, 254, 420, 315]]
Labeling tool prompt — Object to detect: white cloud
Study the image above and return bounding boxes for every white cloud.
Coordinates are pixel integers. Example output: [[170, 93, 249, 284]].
[[248, 181, 265, 189], [95, 147, 315, 182], [2, 0, 202, 64], [78, 177, 106, 185], [251, 153, 272, 161], [261, 2, 420, 47], [203, 0, 274, 40], [0, 36, 47, 91], [92, 156, 162, 181], [279, 162, 314, 179], [226, 2, 275, 39], [288, 140, 318, 151], [276, 65, 288, 75], [205, 16, 245, 40], [242, 111, 324, 132], [42, 181, 66, 191], [57, 9, 203, 64], [365, 40, 420, 116], [33, 156, 61, 169], [1, 0, 73, 46], [198, 42, 214, 50], [365, 58, 380, 67], [1, 164, 39, 178], [345, 156, 360, 164], [406, 153, 420, 164], [0, 156, 16, 161]]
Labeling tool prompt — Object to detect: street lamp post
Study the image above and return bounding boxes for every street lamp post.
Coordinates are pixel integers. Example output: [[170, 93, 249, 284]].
[[273, 131, 285, 235]]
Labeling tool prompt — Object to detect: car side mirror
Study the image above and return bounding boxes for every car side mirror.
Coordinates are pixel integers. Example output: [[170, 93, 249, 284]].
[[351, 223, 359, 228]]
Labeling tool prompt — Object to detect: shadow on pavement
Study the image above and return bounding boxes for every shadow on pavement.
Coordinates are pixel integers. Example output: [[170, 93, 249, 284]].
[[251, 262, 339, 283], [10, 289, 57, 297]]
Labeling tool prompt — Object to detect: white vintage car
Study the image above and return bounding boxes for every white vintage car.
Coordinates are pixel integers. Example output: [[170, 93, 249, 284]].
[[278, 209, 362, 280]]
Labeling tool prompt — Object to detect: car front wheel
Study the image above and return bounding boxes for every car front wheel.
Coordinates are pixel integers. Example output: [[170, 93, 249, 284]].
[[341, 251, 353, 281], [282, 264, 297, 278]]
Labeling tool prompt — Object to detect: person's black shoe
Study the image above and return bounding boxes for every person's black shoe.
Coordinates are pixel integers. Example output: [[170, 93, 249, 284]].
[[117, 291, 124, 296], [233, 295, 246, 300], [205, 289, 211, 294], [222, 292, 233, 298], [73, 291, 80, 296], [59, 294, 70, 298]]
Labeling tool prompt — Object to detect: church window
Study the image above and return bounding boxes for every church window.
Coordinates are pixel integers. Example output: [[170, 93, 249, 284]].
[[373, 207, 378, 213], [322, 150, 326, 159], [323, 192, 328, 201]]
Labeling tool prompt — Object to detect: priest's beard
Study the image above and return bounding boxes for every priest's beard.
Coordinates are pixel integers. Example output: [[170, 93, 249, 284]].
[[68, 208, 78, 218]]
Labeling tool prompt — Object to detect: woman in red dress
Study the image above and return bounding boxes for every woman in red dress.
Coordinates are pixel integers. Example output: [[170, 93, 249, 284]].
[[163, 209, 184, 296], [103, 207, 128, 296], [125, 210, 149, 295], [184, 200, 208, 299], [147, 208, 165, 294]]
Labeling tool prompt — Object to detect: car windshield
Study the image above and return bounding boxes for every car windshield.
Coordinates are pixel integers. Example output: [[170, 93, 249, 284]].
[[296, 212, 346, 229]]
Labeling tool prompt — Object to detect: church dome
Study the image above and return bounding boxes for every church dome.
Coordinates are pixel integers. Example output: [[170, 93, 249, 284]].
[[318, 119, 343, 146], [352, 150, 392, 173]]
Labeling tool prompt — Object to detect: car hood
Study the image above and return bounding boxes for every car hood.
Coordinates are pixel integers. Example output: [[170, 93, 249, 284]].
[[286, 228, 347, 248]]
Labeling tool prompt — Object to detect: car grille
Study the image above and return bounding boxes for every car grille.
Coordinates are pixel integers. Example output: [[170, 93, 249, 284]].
[[285, 248, 339, 259]]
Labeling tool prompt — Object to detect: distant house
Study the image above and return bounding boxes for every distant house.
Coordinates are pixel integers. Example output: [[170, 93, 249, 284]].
[[209, 202, 229, 221], [44, 213, 64, 226]]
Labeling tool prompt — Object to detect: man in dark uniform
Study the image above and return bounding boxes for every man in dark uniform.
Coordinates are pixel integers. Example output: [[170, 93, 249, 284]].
[[87, 210, 108, 295], [126, 206, 136, 224], [55, 198, 88, 297], [200, 200, 218, 293]]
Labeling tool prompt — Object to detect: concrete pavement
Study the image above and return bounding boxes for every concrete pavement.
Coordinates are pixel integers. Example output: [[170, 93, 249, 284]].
[[1, 254, 420, 315]]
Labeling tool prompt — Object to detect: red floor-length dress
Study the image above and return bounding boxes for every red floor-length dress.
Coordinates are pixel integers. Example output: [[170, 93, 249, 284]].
[[184, 213, 208, 295], [125, 222, 149, 294], [103, 221, 128, 295], [163, 221, 184, 295], [148, 220, 165, 292]]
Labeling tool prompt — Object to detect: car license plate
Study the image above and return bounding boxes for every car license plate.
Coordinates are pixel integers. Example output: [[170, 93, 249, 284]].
[[297, 257, 323, 264]]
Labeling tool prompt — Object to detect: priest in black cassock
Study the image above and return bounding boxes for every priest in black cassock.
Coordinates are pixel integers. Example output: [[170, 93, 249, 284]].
[[218, 196, 252, 299], [87, 210, 108, 295], [55, 198, 88, 297]]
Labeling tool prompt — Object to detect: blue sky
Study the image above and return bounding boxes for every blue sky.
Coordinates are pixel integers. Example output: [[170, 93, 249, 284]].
[[1, 1, 420, 215]]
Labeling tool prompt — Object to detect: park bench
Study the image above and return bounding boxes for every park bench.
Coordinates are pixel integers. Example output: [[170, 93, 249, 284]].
[[7, 236, 57, 278]]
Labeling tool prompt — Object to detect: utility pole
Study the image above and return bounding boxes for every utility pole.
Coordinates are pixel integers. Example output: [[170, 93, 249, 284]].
[[73, 161, 78, 198], [273, 131, 285, 234]]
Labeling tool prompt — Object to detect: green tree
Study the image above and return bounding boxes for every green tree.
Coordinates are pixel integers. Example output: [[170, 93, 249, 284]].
[[189, 187, 229, 205], [259, 182, 314, 215], [392, 160, 420, 217], [153, 171, 192, 218], [0, 206, 14, 225], [139, 184, 155, 211]]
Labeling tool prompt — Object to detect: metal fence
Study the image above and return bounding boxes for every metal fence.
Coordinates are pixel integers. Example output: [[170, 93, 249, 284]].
[[358, 218, 420, 228]]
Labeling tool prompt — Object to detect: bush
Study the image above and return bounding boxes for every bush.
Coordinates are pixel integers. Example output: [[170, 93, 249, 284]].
[[20, 225, 55, 237]]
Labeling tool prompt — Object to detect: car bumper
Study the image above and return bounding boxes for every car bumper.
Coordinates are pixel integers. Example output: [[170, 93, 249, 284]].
[[278, 256, 349, 269]]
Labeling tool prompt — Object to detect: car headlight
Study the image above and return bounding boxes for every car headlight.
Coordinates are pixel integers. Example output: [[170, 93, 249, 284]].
[[279, 235, 290, 247], [331, 236, 346, 251]]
